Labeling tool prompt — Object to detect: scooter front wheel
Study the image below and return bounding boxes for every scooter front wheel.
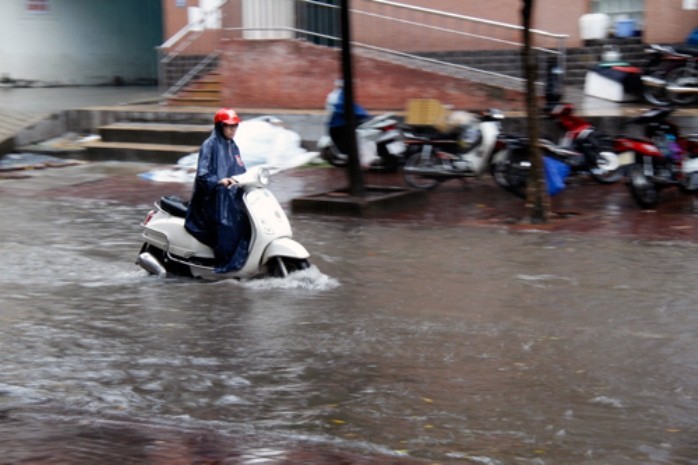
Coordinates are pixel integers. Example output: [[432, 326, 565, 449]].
[[490, 150, 527, 198], [583, 135, 625, 184], [267, 256, 311, 278]]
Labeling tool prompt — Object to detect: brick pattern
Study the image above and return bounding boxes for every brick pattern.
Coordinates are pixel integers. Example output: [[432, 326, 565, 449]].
[[219, 39, 527, 111]]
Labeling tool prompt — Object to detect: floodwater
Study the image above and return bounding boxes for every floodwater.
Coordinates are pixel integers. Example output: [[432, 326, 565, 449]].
[[2, 173, 698, 465]]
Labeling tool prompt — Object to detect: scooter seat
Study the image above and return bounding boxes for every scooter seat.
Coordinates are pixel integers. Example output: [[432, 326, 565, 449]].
[[160, 195, 189, 218]]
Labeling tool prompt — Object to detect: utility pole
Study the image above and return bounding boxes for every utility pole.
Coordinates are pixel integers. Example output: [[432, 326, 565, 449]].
[[339, 0, 365, 197], [521, 0, 549, 223]]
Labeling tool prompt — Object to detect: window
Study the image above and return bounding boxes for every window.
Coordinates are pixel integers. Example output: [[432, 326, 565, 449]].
[[591, 0, 645, 28], [26, 0, 50, 14]]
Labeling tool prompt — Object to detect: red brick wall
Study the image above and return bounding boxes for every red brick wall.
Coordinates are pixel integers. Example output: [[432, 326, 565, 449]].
[[220, 39, 526, 112], [645, 0, 698, 44]]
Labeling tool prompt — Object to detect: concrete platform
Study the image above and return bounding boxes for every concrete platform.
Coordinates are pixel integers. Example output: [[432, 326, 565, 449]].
[[291, 185, 427, 217]]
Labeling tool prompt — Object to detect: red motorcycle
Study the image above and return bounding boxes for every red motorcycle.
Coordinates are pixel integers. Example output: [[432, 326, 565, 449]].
[[548, 103, 625, 184], [615, 107, 698, 209]]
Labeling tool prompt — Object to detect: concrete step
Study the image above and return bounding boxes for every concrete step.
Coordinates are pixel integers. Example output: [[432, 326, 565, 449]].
[[177, 89, 221, 99], [98, 122, 210, 146], [81, 140, 198, 163], [411, 38, 652, 89], [168, 96, 221, 107], [167, 70, 222, 107]]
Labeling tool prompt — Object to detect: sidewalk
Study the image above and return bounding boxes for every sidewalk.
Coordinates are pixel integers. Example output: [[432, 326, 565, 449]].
[[0, 85, 162, 148], [2, 84, 698, 243]]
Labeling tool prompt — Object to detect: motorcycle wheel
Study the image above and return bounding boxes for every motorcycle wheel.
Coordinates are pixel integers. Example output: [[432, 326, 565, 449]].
[[628, 165, 659, 209], [643, 70, 672, 107], [320, 146, 348, 167], [666, 66, 698, 106], [403, 151, 441, 190], [267, 256, 311, 278], [490, 150, 527, 198], [583, 135, 624, 184]]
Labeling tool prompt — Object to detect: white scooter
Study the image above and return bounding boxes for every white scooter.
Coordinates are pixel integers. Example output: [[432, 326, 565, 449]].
[[402, 108, 505, 189], [317, 113, 406, 172], [136, 168, 310, 280]]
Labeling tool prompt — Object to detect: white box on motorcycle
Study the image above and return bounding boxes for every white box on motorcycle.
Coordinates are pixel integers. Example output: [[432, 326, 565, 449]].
[[584, 67, 640, 102]]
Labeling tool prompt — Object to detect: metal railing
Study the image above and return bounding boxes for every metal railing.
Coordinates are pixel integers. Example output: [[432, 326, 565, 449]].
[[157, 3, 225, 98], [158, 0, 569, 98]]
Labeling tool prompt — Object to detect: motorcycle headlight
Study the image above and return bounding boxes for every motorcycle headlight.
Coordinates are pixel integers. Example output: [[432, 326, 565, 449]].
[[257, 167, 270, 186]]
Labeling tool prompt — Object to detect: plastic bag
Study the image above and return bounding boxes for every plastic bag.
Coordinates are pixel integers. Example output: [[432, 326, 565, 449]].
[[543, 156, 570, 196]]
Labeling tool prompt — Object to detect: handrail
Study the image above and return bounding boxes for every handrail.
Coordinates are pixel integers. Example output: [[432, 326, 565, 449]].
[[368, 0, 568, 40], [159, 0, 570, 99]]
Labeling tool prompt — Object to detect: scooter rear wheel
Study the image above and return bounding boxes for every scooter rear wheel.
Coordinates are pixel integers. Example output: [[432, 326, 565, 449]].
[[403, 151, 441, 190], [629, 165, 660, 209], [320, 146, 348, 167], [643, 70, 672, 107], [666, 66, 698, 106]]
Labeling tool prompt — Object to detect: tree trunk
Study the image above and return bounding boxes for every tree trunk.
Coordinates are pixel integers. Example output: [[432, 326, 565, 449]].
[[521, 0, 549, 224]]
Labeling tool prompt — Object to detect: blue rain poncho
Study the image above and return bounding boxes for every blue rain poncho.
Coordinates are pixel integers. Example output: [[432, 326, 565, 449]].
[[328, 89, 370, 128], [184, 127, 250, 273]]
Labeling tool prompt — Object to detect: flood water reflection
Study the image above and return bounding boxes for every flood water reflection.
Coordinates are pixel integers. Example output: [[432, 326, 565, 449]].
[[2, 192, 698, 464]]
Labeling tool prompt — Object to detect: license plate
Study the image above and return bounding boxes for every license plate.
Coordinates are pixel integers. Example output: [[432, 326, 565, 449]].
[[683, 157, 698, 174], [387, 141, 406, 155], [617, 151, 635, 166]]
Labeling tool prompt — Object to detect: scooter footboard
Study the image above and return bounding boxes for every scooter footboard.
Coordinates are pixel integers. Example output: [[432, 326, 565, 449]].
[[262, 237, 310, 263]]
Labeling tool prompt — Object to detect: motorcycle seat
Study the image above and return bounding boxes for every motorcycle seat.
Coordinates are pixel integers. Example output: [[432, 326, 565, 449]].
[[160, 195, 189, 218], [674, 45, 698, 57]]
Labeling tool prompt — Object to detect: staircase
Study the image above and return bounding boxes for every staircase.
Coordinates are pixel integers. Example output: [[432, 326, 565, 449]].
[[413, 37, 648, 90], [166, 71, 222, 107], [565, 38, 647, 86], [82, 121, 210, 163]]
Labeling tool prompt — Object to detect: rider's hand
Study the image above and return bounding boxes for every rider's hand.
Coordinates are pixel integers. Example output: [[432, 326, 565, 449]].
[[218, 177, 237, 187]]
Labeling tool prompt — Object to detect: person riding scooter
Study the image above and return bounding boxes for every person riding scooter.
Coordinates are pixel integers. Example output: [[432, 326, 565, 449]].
[[184, 108, 250, 273], [327, 81, 371, 157]]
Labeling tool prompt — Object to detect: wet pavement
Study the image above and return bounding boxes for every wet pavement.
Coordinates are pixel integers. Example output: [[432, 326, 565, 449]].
[[3, 87, 698, 465], [4, 159, 698, 243], [2, 152, 695, 244], [3, 161, 698, 465]]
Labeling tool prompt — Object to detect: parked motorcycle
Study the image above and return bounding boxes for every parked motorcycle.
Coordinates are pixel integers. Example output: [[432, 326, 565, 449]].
[[548, 103, 625, 183], [641, 44, 698, 106], [490, 136, 595, 199], [489, 108, 630, 199], [616, 107, 698, 209], [317, 113, 406, 172], [401, 108, 505, 189], [136, 168, 311, 280]]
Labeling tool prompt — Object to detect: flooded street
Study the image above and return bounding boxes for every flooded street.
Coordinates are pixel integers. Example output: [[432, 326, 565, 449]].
[[2, 163, 698, 464]]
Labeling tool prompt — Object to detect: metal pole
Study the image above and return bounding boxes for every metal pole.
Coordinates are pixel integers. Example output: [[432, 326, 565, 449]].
[[339, 0, 365, 197]]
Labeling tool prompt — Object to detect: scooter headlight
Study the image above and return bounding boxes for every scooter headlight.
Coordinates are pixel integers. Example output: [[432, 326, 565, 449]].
[[257, 167, 270, 186]]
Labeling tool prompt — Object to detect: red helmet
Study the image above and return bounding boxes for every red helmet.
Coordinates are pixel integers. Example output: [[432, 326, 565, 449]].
[[214, 108, 241, 125]]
